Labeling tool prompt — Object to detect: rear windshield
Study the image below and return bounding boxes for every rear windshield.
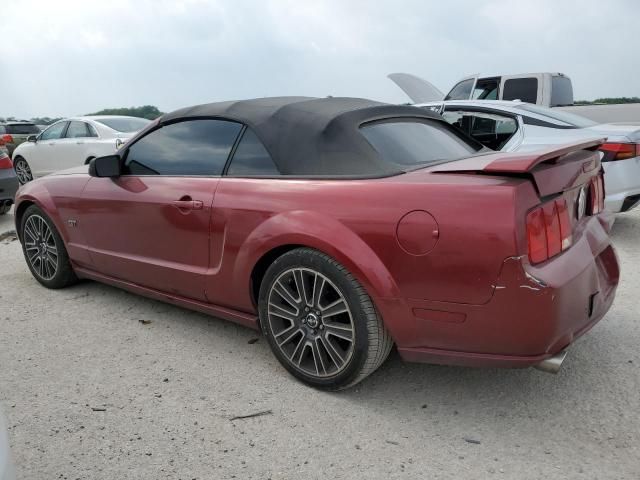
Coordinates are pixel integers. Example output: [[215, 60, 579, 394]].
[[4, 123, 40, 134], [94, 117, 151, 132], [360, 119, 479, 169], [515, 104, 596, 128], [550, 76, 573, 107]]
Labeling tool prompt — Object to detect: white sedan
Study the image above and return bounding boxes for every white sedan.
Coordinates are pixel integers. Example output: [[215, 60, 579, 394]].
[[12, 116, 151, 184], [420, 101, 640, 213]]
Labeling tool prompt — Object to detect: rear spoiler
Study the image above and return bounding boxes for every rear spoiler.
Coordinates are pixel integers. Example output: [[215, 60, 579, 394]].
[[433, 139, 606, 196], [482, 139, 605, 173]]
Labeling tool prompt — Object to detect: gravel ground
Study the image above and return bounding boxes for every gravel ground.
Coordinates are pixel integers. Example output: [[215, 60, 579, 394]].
[[1, 208, 639, 480]]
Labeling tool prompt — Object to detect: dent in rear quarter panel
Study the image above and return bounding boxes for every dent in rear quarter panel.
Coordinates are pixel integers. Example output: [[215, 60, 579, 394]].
[[366, 171, 538, 305], [17, 175, 93, 268]]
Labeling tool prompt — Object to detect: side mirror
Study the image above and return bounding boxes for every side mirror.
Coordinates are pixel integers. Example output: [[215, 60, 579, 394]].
[[89, 154, 121, 178], [27, 135, 37, 143]]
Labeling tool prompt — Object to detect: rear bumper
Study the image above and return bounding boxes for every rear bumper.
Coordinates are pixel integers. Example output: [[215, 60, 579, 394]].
[[391, 213, 619, 368], [0, 173, 19, 203], [603, 156, 640, 213]]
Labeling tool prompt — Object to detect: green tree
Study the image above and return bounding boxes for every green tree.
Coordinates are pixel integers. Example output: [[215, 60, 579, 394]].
[[87, 105, 164, 120], [575, 97, 640, 105]]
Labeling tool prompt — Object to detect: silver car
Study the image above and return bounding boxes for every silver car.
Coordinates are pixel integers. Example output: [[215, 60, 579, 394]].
[[418, 100, 640, 213], [0, 409, 15, 480]]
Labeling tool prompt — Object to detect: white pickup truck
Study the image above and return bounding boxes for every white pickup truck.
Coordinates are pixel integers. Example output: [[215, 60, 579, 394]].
[[390, 72, 640, 124]]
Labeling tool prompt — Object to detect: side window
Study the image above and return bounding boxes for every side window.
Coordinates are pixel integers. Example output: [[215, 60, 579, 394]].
[[123, 119, 242, 176], [472, 78, 499, 100], [444, 79, 474, 101], [442, 110, 517, 150], [66, 121, 90, 138], [40, 122, 68, 140], [503, 78, 538, 104], [86, 123, 99, 138], [226, 128, 279, 176]]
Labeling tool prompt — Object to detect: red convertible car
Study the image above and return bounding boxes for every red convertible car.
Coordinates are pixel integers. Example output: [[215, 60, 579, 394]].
[[15, 97, 619, 389]]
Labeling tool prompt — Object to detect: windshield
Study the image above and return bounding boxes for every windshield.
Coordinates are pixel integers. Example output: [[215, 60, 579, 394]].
[[515, 104, 596, 128], [94, 117, 151, 133], [360, 119, 479, 169]]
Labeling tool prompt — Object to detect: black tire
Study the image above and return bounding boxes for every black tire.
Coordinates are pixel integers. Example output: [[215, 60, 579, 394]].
[[13, 156, 33, 185], [0, 203, 10, 215], [20, 205, 77, 289], [259, 248, 393, 390]]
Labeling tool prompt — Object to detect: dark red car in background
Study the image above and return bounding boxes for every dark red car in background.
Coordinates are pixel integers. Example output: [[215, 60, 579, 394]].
[[14, 97, 619, 389]]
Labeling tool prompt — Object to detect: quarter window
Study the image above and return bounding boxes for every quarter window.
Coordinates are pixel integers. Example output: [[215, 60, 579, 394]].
[[123, 119, 242, 176], [443, 110, 518, 150], [227, 129, 279, 176], [40, 122, 68, 140], [503, 78, 538, 104], [87, 123, 99, 137], [66, 121, 90, 138]]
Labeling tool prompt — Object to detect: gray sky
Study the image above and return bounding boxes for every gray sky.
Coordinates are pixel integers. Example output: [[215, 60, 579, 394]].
[[1, 0, 638, 119]]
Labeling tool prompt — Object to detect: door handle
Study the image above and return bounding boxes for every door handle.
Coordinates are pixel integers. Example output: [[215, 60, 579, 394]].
[[76, 141, 85, 145], [171, 199, 203, 210]]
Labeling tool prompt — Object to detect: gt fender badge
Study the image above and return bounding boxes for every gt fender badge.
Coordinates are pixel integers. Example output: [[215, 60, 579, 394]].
[[67, 219, 78, 227]]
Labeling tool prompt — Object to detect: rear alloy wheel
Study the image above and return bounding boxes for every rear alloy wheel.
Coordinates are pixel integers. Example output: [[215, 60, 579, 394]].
[[259, 248, 393, 390], [20, 205, 77, 289], [14, 157, 33, 185]]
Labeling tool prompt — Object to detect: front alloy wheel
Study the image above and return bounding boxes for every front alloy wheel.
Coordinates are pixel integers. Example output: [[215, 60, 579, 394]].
[[14, 157, 33, 184], [20, 205, 77, 289], [259, 248, 393, 390], [23, 214, 58, 280]]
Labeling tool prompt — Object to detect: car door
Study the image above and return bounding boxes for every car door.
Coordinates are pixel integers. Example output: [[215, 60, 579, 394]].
[[28, 121, 69, 176], [55, 121, 95, 169], [78, 118, 244, 301]]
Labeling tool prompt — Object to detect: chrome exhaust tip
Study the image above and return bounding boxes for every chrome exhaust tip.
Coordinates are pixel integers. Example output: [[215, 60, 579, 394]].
[[534, 350, 568, 374]]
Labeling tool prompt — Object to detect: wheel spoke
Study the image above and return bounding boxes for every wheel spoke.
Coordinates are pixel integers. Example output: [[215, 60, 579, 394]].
[[277, 327, 302, 348], [290, 336, 306, 365], [268, 302, 298, 322], [320, 298, 349, 318], [324, 323, 354, 342], [273, 280, 300, 309], [293, 270, 310, 306], [311, 277, 325, 309], [320, 335, 345, 369], [311, 339, 326, 375], [24, 221, 38, 242]]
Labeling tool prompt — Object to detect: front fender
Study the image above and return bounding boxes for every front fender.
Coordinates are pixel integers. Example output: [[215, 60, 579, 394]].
[[233, 210, 402, 302], [14, 182, 67, 243]]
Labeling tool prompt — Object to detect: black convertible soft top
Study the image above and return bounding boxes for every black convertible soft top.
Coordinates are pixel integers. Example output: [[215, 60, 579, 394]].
[[160, 96, 451, 177]]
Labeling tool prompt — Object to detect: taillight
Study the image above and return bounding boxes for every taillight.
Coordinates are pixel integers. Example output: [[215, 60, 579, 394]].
[[599, 142, 640, 161], [0, 154, 13, 169], [589, 174, 605, 214], [526, 197, 573, 264], [0, 134, 13, 145]]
